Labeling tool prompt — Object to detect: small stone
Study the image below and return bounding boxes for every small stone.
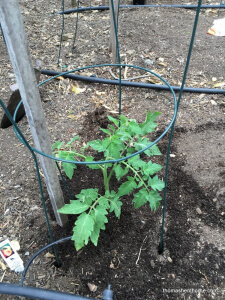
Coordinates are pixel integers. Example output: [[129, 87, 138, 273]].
[[213, 198, 217, 202], [8, 73, 15, 78], [25, 252, 29, 256], [87, 283, 97, 292], [211, 100, 217, 105], [170, 154, 176, 158], [196, 207, 202, 215], [167, 257, 173, 263], [144, 59, 153, 65], [150, 260, 155, 268]]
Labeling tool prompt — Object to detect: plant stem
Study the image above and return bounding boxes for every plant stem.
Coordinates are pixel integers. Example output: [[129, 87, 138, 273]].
[[121, 161, 150, 191], [103, 164, 109, 193]]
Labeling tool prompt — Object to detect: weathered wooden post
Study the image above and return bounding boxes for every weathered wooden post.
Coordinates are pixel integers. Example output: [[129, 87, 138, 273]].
[[0, 0, 68, 226], [109, 0, 119, 64]]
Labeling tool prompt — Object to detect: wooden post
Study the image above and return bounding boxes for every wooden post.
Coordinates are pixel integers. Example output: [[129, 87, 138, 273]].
[[0, 0, 68, 226], [109, 0, 119, 64]]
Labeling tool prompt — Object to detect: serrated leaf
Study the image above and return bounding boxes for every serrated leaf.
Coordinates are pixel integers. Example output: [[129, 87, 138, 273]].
[[137, 180, 144, 188], [88, 139, 107, 152], [134, 137, 151, 152], [144, 161, 163, 176], [61, 162, 76, 179], [72, 213, 94, 250], [128, 155, 147, 170], [139, 111, 161, 134], [108, 115, 119, 127], [52, 141, 64, 151], [118, 177, 137, 197], [119, 115, 129, 126], [58, 151, 77, 179], [148, 175, 165, 191], [90, 205, 108, 246], [133, 188, 148, 208], [144, 144, 162, 157], [127, 119, 143, 136], [99, 196, 110, 209], [114, 164, 128, 181], [58, 200, 90, 214], [147, 190, 162, 210], [100, 128, 111, 136], [109, 196, 122, 218], [105, 136, 124, 159], [76, 189, 99, 203]]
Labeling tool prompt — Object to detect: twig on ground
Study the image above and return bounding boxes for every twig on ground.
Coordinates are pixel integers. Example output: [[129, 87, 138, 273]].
[[136, 235, 148, 265]]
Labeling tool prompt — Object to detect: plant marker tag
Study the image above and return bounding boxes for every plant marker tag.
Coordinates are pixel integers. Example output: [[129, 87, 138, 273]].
[[0, 239, 24, 273]]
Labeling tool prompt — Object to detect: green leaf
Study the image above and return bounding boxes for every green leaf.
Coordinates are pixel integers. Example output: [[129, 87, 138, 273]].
[[127, 119, 143, 136], [144, 144, 162, 157], [90, 205, 108, 246], [128, 155, 147, 170], [109, 124, 116, 134], [118, 176, 137, 197], [58, 151, 77, 179], [114, 164, 128, 181], [148, 175, 165, 191], [147, 190, 162, 210], [144, 161, 163, 176], [139, 111, 161, 134], [105, 135, 124, 159], [58, 200, 90, 214], [88, 139, 107, 152], [98, 195, 110, 209], [133, 188, 148, 208], [119, 115, 129, 127], [65, 136, 79, 147], [109, 195, 122, 218], [137, 180, 144, 188], [134, 137, 151, 152], [76, 189, 99, 204], [100, 128, 111, 136], [116, 129, 132, 142], [72, 213, 94, 250], [108, 115, 119, 127], [52, 141, 64, 151], [85, 156, 102, 170], [62, 162, 76, 179], [126, 147, 135, 155]]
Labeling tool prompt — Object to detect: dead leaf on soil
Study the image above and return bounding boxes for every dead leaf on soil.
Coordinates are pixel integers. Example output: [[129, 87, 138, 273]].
[[95, 91, 106, 96], [214, 81, 225, 88], [44, 252, 55, 258], [72, 85, 86, 94]]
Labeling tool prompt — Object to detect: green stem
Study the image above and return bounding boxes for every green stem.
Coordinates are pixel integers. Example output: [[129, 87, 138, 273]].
[[107, 162, 117, 186], [103, 164, 109, 193], [56, 150, 104, 170], [121, 161, 150, 191]]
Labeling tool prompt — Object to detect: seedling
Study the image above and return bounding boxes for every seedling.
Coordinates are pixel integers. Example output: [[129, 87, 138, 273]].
[[52, 111, 164, 250]]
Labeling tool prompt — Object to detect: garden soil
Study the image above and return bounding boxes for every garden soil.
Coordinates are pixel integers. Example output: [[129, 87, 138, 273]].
[[0, 1, 225, 299]]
